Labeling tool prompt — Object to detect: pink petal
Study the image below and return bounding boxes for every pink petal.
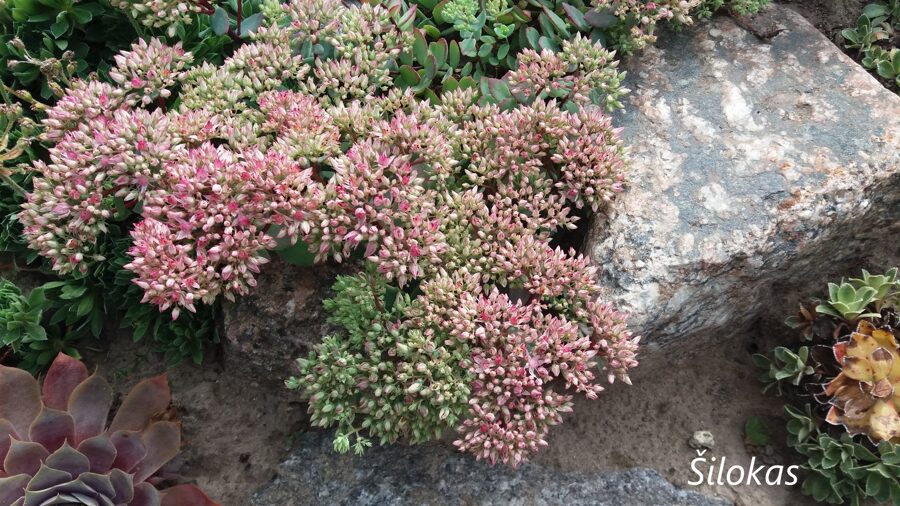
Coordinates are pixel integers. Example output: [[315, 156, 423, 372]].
[[68, 373, 113, 444], [133, 421, 180, 483], [41, 353, 88, 411], [0, 365, 41, 438], [109, 375, 170, 433]]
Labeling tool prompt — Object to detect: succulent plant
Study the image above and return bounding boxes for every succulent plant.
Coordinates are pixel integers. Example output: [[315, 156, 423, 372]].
[[0, 278, 45, 349], [841, 1, 900, 89], [786, 404, 900, 505], [785, 304, 827, 342], [816, 281, 882, 322], [0, 353, 218, 506], [752, 346, 815, 395], [823, 320, 900, 443], [850, 268, 900, 310]]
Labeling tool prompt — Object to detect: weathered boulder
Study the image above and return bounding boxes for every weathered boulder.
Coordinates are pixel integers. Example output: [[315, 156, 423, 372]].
[[251, 431, 729, 506], [221, 258, 340, 380], [588, 4, 900, 353]]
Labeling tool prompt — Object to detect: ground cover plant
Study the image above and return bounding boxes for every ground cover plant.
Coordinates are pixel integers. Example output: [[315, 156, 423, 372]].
[[841, 0, 899, 90], [755, 268, 900, 504], [0, 0, 773, 473], [0, 0, 269, 370]]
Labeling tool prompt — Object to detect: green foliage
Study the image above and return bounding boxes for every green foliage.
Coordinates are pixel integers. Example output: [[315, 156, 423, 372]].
[[0, 0, 137, 99], [289, 272, 472, 453], [816, 281, 883, 321], [0, 278, 45, 348], [743, 416, 770, 446], [850, 268, 900, 306], [758, 269, 900, 504], [786, 405, 900, 506], [407, 0, 771, 84], [695, 0, 771, 18], [842, 0, 900, 89], [752, 346, 814, 395], [0, 278, 84, 373]]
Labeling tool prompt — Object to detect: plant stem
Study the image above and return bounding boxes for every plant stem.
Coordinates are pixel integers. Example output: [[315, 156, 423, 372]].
[[368, 275, 384, 312], [236, 0, 243, 37], [0, 173, 26, 196]]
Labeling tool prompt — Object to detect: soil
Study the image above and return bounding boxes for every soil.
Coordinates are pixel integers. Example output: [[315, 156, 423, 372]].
[[539, 322, 818, 506], [82, 337, 306, 506], [778, 0, 866, 40]]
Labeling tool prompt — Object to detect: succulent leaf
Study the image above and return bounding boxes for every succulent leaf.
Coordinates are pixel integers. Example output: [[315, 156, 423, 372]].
[[40, 354, 88, 411], [108, 374, 170, 433], [68, 375, 114, 444], [823, 322, 900, 444], [0, 365, 41, 439], [0, 475, 29, 505], [28, 408, 75, 453], [0, 354, 218, 506]]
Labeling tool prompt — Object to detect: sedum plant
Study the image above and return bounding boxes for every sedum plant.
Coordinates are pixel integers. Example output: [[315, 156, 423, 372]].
[[290, 273, 472, 454], [13, 0, 636, 466], [0, 353, 217, 505], [18, 0, 627, 317]]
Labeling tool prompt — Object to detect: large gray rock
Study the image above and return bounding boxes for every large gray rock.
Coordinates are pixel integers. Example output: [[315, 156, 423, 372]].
[[222, 258, 340, 380], [252, 431, 729, 506], [588, 5, 900, 352]]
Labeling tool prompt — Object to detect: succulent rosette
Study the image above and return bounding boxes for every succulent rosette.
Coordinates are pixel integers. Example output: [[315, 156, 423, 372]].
[[824, 320, 900, 442], [0, 354, 217, 506]]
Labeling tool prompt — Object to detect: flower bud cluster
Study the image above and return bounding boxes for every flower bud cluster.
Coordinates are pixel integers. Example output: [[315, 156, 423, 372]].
[[591, 0, 703, 50], [23, 0, 640, 465], [110, 0, 202, 37]]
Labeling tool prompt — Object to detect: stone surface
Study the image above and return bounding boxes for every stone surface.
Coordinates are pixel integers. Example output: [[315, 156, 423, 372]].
[[252, 431, 729, 506], [587, 4, 900, 353], [222, 258, 341, 380], [689, 430, 715, 451]]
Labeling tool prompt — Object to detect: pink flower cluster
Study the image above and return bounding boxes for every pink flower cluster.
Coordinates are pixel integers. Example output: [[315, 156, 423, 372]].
[[23, 0, 641, 465], [308, 141, 447, 285], [109, 38, 193, 107], [446, 289, 605, 466], [125, 144, 319, 317], [21, 107, 177, 274]]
